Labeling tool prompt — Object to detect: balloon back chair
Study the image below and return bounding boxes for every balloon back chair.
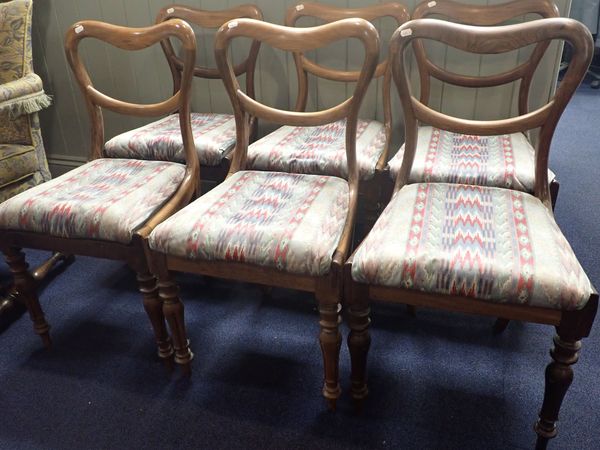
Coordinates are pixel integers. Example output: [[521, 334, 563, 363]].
[[243, 2, 409, 235], [145, 17, 379, 407], [0, 19, 199, 368], [103, 4, 262, 194], [386, 0, 562, 209], [345, 18, 596, 448]]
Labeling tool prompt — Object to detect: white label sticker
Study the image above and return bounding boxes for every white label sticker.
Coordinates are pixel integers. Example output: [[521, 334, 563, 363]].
[[400, 28, 412, 37], [296, 4, 304, 11], [167, 7, 175, 14], [228, 20, 238, 29], [428, 1, 437, 7], [74, 25, 84, 34]]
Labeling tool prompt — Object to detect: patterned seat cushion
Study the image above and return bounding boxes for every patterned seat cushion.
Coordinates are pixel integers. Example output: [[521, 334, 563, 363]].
[[352, 183, 592, 310], [247, 119, 387, 180], [0, 158, 185, 244], [149, 170, 349, 276], [387, 127, 555, 193], [104, 113, 237, 166]]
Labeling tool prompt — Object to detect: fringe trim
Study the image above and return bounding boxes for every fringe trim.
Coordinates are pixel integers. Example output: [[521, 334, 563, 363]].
[[0, 91, 53, 118]]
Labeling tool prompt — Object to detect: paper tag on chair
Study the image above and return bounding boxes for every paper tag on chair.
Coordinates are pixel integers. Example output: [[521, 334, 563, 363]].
[[228, 21, 238, 29], [296, 4, 304, 11], [167, 7, 175, 14], [428, 1, 437, 7], [74, 25, 84, 34], [400, 28, 412, 37]]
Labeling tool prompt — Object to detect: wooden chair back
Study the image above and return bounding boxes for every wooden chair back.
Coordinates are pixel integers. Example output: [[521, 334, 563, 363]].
[[411, 0, 559, 114], [390, 18, 593, 208], [64, 19, 199, 193], [214, 17, 380, 189], [285, 2, 409, 139], [156, 4, 262, 98]]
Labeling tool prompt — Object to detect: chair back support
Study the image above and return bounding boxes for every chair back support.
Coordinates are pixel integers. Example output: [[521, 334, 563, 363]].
[[156, 4, 262, 98], [285, 2, 409, 116], [390, 18, 593, 208], [64, 19, 198, 179], [411, 0, 559, 114], [215, 18, 379, 188]]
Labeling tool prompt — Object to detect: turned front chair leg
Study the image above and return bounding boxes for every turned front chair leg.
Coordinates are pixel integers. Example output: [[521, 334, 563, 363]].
[[317, 298, 342, 410], [137, 272, 174, 368], [157, 276, 193, 376], [347, 303, 371, 408], [534, 333, 582, 449], [3, 247, 51, 347]]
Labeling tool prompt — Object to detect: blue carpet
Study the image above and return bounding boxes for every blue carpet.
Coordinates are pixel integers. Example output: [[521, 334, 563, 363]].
[[0, 85, 599, 449]]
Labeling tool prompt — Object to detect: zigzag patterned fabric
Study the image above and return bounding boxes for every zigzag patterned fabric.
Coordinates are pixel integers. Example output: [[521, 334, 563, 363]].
[[351, 183, 592, 310], [247, 119, 387, 180], [149, 170, 349, 276], [104, 113, 236, 166], [387, 127, 554, 192], [0, 158, 185, 244]]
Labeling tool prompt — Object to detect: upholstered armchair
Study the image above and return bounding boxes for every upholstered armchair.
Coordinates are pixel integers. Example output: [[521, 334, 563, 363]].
[[0, 0, 69, 324], [0, 0, 52, 202]]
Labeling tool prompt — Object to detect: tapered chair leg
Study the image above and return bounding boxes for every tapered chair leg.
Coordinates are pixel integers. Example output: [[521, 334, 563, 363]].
[[317, 297, 342, 410], [157, 275, 193, 376], [137, 271, 174, 369], [534, 333, 582, 449], [3, 247, 51, 347], [347, 303, 371, 408]]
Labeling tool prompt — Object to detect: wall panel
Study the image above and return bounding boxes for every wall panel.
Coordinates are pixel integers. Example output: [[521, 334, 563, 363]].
[[29, 0, 570, 175]]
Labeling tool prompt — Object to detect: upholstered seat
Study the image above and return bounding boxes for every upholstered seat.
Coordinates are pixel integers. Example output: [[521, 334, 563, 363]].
[[351, 182, 592, 310], [104, 113, 237, 166], [387, 126, 555, 193], [247, 119, 387, 180], [149, 170, 349, 276], [0, 158, 185, 244]]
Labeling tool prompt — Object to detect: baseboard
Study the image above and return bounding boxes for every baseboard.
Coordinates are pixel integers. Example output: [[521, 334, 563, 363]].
[[47, 154, 87, 177]]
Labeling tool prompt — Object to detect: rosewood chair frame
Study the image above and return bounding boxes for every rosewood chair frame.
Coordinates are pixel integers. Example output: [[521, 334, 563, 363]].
[[284, 2, 410, 231], [383, 0, 562, 208], [146, 17, 379, 407], [0, 19, 199, 366], [156, 4, 262, 190], [345, 18, 596, 448]]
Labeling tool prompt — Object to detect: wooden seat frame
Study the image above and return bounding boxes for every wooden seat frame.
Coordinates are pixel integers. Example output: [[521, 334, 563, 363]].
[[284, 2, 410, 232], [0, 19, 200, 368], [145, 17, 379, 408], [383, 0, 562, 209], [155, 4, 262, 191], [345, 18, 597, 448]]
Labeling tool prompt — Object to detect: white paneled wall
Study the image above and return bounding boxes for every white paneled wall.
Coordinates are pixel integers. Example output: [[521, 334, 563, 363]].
[[29, 0, 571, 175]]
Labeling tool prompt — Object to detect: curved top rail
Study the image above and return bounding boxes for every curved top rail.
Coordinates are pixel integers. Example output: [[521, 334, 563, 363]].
[[156, 4, 262, 79], [286, 2, 409, 81]]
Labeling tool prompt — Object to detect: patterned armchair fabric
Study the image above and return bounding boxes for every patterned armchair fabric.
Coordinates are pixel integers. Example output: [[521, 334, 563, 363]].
[[104, 112, 237, 166], [0, 0, 52, 203], [0, 158, 186, 244], [387, 127, 555, 193], [247, 119, 387, 180], [351, 182, 593, 310], [149, 170, 349, 276]]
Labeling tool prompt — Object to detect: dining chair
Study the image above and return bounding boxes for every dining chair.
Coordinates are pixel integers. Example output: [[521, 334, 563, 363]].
[[0, 19, 199, 368], [244, 2, 409, 232], [145, 17, 379, 407], [386, 0, 562, 209], [346, 17, 595, 448], [104, 4, 262, 193]]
